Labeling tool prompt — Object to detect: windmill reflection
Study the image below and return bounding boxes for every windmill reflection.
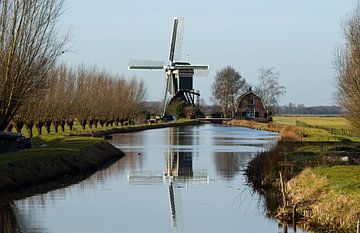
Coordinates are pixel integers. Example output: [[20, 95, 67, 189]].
[[127, 126, 208, 230]]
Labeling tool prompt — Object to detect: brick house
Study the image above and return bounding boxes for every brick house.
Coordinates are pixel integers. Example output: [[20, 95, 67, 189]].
[[236, 88, 267, 120]]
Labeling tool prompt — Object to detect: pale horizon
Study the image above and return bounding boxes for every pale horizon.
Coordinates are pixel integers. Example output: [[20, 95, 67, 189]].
[[60, 0, 357, 106]]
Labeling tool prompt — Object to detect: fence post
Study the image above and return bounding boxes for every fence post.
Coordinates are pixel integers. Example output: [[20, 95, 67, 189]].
[[357, 219, 359, 233]]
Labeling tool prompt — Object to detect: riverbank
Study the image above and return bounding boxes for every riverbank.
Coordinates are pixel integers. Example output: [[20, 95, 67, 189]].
[[71, 119, 205, 137], [237, 116, 360, 232], [246, 141, 360, 232], [0, 136, 124, 196], [0, 119, 204, 199]]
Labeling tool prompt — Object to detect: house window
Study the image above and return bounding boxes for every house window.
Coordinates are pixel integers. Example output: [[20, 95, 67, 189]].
[[248, 96, 254, 105]]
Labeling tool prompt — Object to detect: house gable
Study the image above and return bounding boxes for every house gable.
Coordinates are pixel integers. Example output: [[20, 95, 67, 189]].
[[236, 90, 267, 119]]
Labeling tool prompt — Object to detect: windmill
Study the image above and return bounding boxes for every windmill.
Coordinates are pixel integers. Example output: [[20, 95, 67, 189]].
[[128, 17, 209, 117]]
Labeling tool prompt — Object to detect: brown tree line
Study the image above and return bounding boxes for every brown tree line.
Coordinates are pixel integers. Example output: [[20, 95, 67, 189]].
[[10, 64, 147, 137], [0, 0, 146, 136], [0, 0, 67, 131], [335, 5, 360, 130]]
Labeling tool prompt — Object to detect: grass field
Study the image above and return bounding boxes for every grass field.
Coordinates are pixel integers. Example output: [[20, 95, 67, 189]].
[[288, 166, 360, 231], [273, 116, 360, 142], [274, 116, 353, 130]]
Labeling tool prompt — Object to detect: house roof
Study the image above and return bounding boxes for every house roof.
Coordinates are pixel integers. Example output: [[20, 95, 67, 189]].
[[238, 88, 263, 102]]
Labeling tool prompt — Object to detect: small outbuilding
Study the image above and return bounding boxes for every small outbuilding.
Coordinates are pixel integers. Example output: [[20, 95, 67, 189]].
[[0, 132, 22, 154], [236, 88, 267, 120]]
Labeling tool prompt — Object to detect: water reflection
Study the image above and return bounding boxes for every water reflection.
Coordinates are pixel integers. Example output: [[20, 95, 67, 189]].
[[127, 127, 209, 230], [5, 125, 307, 233], [0, 203, 18, 233], [0, 203, 47, 233], [213, 152, 251, 179]]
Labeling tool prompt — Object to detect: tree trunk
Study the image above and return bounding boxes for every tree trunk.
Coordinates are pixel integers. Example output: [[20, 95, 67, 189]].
[[14, 121, 24, 133], [66, 120, 74, 131], [89, 118, 94, 129], [94, 119, 98, 128], [54, 121, 60, 133], [45, 121, 52, 134], [6, 124, 14, 132], [60, 120, 66, 132], [80, 119, 87, 130], [36, 121, 44, 135], [99, 120, 105, 128], [25, 121, 34, 138]]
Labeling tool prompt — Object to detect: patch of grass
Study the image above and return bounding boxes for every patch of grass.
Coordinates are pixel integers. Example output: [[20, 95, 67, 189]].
[[274, 116, 360, 142], [0, 135, 102, 166], [287, 166, 360, 232], [313, 166, 360, 195], [13, 118, 198, 138], [274, 116, 352, 130], [295, 145, 323, 153]]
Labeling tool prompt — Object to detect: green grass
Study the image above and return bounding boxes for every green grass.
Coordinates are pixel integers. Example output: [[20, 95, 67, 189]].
[[313, 166, 360, 195], [274, 116, 352, 129], [0, 135, 102, 166], [1, 118, 198, 165], [13, 118, 197, 138], [273, 116, 360, 142], [288, 166, 360, 231]]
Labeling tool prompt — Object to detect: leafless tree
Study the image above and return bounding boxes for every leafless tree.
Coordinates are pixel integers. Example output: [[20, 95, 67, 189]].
[[255, 67, 286, 115], [335, 5, 360, 130], [0, 0, 67, 131], [11, 62, 148, 136], [211, 66, 246, 118]]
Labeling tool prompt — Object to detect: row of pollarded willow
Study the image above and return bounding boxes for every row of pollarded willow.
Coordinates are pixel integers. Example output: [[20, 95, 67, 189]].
[[10, 64, 147, 137], [0, 0, 68, 131]]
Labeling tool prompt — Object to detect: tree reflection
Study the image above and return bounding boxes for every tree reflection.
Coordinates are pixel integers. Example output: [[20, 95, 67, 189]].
[[213, 152, 252, 180], [0, 203, 46, 233], [0, 203, 18, 233]]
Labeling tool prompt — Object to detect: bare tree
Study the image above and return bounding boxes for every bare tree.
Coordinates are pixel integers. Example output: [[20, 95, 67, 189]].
[[211, 66, 246, 118], [255, 67, 286, 115], [335, 5, 360, 130], [0, 0, 67, 131]]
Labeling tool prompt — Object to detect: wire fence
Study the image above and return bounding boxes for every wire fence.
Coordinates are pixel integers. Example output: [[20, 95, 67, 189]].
[[295, 120, 360, 138]]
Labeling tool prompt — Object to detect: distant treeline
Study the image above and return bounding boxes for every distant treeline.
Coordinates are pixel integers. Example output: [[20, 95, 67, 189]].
[[276, 103, 341, 115]]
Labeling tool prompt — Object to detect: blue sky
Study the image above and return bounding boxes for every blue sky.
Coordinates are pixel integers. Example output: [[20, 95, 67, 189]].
[[60, 0, 357, 106]]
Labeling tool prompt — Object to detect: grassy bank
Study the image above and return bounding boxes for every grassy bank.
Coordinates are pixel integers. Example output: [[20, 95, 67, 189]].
[[239, 116, 360, 232], [0, 119, 203, 197], [0, 135, 124, 195], [74, 119, 204, 137], [288, 166, 360, 232], [13, 119, 202, 138]]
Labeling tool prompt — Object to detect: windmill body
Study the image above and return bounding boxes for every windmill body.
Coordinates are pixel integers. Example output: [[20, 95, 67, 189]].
[[128, 17, 209, 116]]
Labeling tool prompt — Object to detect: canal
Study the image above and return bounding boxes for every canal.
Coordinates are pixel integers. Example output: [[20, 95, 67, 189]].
[[2, 124, 308, 233]]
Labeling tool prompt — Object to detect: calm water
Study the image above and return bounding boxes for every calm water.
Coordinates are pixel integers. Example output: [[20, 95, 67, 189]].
[[1, 124, 308, 233]]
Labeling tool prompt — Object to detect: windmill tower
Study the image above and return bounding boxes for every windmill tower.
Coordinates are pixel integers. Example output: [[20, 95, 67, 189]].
[[128, 17, 209, 116]]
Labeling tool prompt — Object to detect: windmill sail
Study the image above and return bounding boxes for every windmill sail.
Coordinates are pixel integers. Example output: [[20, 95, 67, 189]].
[[169, 17, 183, 62], [128, 59, 165, 70], [128, 17, 209, 116]]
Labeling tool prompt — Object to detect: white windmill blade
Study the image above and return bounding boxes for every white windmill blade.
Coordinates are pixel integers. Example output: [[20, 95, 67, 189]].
[[193, 69, 210, 77], [128, 59, 165, 70], [172, 64, 209, 76], [186, 64, 210, 77], [169, 17, 184, 62], [173, 64, 209, 70]]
